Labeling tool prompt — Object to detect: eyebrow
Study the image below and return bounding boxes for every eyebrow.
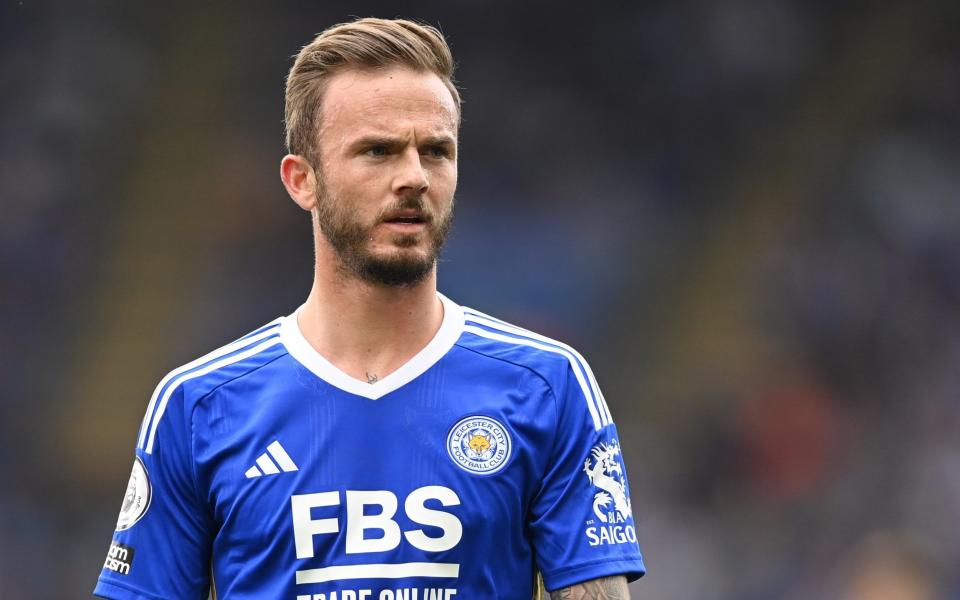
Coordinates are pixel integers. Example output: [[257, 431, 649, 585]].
[[348, 134, 457, 149], [350, 136, 400, 149], [419, 135, 456, 146]]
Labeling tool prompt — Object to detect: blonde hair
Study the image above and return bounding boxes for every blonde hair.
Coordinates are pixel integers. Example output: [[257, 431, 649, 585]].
[[284, 18, 460, 162]]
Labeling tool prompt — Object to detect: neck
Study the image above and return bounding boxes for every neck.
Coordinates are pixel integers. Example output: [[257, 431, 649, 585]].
[[297, 246, 444, 384]]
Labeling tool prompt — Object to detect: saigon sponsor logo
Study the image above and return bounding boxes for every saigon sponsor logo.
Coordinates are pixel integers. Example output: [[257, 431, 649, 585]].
[[583, 439, 637, 546], [446, 415, 511, 475], [116, 456, 152, 531], [103, 541, 135, 575]]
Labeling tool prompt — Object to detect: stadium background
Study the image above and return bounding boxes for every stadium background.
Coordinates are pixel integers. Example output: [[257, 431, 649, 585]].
[[3, 1, 960, 598]]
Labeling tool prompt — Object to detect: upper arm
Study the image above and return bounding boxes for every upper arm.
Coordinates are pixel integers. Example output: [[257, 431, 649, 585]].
[[528, 356, 646, 590], [94, 384, 213, 599], [548, 575, 630, 599]]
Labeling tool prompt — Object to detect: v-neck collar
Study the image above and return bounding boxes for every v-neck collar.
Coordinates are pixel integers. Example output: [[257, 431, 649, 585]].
[[280, 292, 465, 400]]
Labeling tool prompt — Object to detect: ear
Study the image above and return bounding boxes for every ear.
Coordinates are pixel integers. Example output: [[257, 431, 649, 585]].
[[280, 154, 318, 211]]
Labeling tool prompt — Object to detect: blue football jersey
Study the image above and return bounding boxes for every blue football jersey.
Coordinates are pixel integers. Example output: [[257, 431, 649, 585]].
[[95, 293, 645, 599]]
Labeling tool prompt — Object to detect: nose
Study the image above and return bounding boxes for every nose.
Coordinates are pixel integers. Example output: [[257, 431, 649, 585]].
[[393, 147, 429, 196]]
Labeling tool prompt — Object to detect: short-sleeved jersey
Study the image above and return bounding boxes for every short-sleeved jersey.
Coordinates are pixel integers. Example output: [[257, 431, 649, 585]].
[[95, 293, 645, 600]]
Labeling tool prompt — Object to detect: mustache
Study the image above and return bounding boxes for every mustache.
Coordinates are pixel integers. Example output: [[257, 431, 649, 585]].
[[376, 197, 434, 224]]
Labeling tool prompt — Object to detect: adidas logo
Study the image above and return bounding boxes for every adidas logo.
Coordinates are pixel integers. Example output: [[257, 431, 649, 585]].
[[245, 440, 299, 478]]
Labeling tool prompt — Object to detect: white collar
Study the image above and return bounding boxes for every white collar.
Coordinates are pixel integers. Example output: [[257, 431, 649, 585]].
[[280, 292, 464, 400]]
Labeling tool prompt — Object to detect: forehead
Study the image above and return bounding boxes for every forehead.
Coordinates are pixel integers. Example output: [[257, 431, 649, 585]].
[[319, 66, 459, 140]]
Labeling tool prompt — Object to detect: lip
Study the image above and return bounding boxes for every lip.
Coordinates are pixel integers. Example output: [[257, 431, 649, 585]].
[[380, 221, 428, 232]]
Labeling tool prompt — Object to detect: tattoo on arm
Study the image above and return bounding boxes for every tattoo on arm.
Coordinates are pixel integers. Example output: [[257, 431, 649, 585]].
[[549, 575, 630, 600]]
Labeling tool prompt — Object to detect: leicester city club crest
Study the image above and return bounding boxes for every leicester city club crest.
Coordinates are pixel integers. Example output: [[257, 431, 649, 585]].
[[446, 415, 511, 475]]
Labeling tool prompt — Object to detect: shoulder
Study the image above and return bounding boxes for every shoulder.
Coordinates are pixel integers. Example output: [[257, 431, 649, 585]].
[[454, 302, 613, 430], [457, 304, 581, 375], [136, 316, 289, 454]]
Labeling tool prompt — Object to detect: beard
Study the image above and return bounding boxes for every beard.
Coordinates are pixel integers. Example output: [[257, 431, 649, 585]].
[[313, 178, 454, 287]]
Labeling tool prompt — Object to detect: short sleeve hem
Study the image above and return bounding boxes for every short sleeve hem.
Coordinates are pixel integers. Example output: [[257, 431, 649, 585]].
[[541, 556, 647, 592], [93, 578, 167, 600]]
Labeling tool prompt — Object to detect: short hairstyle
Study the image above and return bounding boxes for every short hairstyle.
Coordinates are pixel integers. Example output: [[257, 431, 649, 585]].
[[284, 18, 460, 163]]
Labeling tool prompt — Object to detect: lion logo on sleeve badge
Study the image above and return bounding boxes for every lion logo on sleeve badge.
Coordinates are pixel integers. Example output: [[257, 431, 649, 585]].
[[115, 456, 152, 531]]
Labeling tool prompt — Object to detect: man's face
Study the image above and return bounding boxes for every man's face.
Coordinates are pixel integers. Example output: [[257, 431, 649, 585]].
[[311, 66, 459, 286]]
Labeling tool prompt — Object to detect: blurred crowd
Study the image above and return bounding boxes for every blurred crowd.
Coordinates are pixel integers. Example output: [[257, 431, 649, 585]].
[[2, 1, 959, 598]]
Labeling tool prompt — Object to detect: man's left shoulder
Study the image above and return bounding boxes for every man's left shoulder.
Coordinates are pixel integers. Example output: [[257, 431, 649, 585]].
[[457, 304, 594, 377], [453, 303, 615, 431]]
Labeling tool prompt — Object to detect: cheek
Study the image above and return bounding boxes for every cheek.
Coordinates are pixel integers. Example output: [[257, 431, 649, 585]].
[[324, 167, 379, 204], [430, 164, 458, 196]]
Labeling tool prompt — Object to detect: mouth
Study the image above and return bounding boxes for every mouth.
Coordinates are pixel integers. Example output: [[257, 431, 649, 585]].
[[381, 210, 430, 228], [384, 216, 427, 225]]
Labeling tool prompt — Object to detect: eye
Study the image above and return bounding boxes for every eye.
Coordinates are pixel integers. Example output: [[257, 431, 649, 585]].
[[423, 145, 450, 159], [364, 145, 388, 157]]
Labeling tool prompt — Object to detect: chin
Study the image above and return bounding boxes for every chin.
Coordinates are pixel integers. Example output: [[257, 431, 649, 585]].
[[358, 253, 436, 287], [371, 236, 430, 255], [378, 247, 433, 266], [389, 232, 427, 249]]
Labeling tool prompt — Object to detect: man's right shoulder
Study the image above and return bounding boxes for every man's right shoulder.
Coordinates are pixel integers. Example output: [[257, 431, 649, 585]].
[[134, 316, 288, 455]]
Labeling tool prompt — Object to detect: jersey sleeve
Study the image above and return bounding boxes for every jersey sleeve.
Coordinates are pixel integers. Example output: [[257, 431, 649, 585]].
[[94, 384, 213, 600], [528, 358, 646, 591]]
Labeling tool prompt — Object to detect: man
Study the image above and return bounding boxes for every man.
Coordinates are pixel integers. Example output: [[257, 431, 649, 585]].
[[95, 18, 645, 600]]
